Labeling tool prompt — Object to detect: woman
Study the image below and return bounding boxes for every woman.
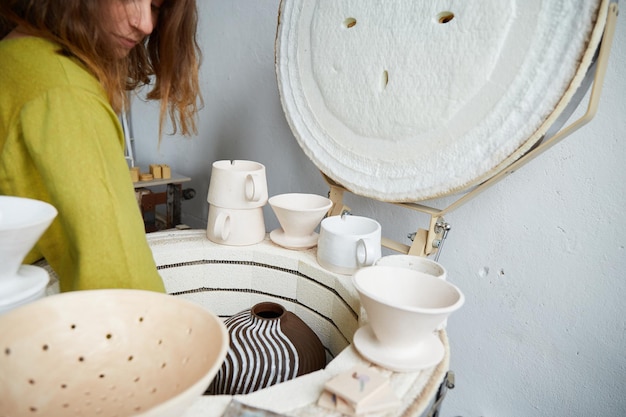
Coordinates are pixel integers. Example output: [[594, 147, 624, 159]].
[[0, 0, 201, 291]]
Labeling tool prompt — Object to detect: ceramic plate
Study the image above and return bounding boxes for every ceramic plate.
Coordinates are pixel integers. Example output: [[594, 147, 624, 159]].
[[0, 265, 49, 312], [353, 325, 444, 372], [270, 228, 319, 250]]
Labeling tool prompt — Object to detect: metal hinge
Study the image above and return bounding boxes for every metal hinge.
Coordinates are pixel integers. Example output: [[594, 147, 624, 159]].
[[426, 371, 456, 417]]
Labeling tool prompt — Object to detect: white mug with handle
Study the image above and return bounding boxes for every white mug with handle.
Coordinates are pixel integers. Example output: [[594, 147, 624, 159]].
[[207, 205, 265, 246], [207, 160, 268, 209], [317, 215, 382, 275]]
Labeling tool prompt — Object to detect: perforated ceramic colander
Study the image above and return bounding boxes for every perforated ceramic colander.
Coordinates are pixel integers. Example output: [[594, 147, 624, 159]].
[[0, 289, 229, 417]]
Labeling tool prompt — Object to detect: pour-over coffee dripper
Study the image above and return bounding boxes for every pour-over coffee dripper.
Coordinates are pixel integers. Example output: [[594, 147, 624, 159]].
[[352, 265, 464, 372], [268, 193, 333, 250], [0, 196, 58, 314]]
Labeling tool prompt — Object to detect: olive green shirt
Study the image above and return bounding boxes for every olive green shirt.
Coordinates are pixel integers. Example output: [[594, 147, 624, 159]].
[[0, 37, 165, 292]]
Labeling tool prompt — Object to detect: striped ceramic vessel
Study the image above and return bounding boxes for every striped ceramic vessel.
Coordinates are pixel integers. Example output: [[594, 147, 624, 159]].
[[208, 302, 326, 395]]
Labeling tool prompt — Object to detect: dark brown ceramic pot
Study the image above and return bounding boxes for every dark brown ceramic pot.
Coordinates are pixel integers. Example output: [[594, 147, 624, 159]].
[[208, 302, 326, 395]]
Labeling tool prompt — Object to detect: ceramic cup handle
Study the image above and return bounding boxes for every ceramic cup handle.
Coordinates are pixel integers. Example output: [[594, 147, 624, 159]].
[[213, 212, 231, 241], [245, 174, 262, 202], [356, 238, 375, 267]]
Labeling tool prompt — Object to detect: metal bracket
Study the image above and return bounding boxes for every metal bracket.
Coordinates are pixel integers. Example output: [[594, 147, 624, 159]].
[[426, 371, 456, 417], [323, 173, 451, 259], [326, 181, 351, 218], [432, 220, 452, 262], [404, 215, 450, 259]]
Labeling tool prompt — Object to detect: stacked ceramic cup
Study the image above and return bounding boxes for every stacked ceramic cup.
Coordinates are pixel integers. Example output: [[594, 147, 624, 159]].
[[206, 160, 268, 246]]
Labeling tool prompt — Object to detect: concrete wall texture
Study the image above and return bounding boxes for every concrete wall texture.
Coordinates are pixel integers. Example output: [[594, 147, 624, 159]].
[[132, 2, 626, 416]]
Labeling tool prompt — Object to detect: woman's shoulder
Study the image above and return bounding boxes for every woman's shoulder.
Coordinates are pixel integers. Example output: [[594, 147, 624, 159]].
[[0, 37, 102, 98]]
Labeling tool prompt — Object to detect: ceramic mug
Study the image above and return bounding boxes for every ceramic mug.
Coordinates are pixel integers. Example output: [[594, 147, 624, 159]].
[[374, 254, 447, 280], [317, 215, 382, 275], [206, 205, 266, 246], [207, 160, 268, 209]]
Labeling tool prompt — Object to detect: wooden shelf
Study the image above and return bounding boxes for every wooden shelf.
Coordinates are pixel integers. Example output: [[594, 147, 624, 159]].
[[134, 172, 192, 232]]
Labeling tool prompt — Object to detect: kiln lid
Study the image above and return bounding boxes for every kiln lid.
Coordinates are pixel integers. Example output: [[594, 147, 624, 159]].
[[275, 0, 608, 202]]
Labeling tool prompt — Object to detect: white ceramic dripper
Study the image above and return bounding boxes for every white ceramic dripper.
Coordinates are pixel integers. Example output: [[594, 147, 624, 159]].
[[268, 193, 332, 250], [351, 265, 464, 372], [0, 196, 58, 314]]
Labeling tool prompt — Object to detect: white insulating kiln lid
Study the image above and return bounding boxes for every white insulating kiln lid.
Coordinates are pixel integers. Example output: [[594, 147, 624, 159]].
[[276, 0, 608, 202]]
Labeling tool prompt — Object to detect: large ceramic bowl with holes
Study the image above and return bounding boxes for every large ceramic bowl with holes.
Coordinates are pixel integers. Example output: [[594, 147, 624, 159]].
[[0, 289, 229, 417]]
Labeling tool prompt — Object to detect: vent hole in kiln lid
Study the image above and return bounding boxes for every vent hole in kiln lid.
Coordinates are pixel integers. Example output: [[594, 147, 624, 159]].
[[275, 0, 609, 202], [436, 11, 455, 24], [343, 17, 357, 28]]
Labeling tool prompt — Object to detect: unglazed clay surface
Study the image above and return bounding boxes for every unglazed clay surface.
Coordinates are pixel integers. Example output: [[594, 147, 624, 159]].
[[276, 0, 607, 201]]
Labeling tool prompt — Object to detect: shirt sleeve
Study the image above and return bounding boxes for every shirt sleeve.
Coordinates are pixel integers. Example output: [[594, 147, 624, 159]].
[[18, 86, 165, 292]]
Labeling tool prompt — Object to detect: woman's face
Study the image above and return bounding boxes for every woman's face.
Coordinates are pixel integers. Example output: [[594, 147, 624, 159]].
[[105, 0, 164, 57]]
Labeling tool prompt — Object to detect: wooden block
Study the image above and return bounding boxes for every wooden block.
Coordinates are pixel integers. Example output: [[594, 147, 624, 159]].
[[139, 173, 154, 181], [319, 365, 399, 416], [160, 164, 171, 179], [324, 365, 388, 406], [317, 386, 400, 416], [149, 164, 163, 179], [130, 167, 140, 182]]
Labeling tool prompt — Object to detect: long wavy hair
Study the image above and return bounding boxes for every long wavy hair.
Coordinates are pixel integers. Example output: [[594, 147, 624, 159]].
[[0, 0, 202, 136]]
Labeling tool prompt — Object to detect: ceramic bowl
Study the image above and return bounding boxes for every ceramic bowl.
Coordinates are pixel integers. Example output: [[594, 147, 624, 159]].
[[374, 254, 447, 280], [0, 289, 229, 417], [0, 196, 57, 280], [352, 265, 464, 352], [268, 193, 332, 249]]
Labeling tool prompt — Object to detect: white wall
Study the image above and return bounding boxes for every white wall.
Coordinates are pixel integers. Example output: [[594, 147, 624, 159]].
[[132, 2, 626, 416]]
